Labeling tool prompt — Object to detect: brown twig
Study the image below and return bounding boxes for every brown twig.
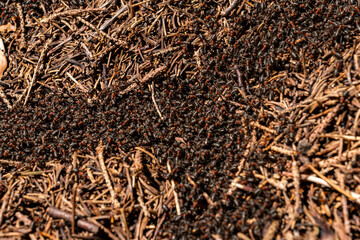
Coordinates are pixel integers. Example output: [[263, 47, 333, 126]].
[[150, 81, 164, 120], [77, 17, 126, 45], [308, 104, 340, 143], [24, 38, 53, 105], [263, 220, 280, 240], [96, 143, 120, 208], [0, 179, 13, 226], [72, 182, 78, 235], [16, 3, 25, 49], [167, 160, 181, 215], [221, 0, 241, 17], [233, 64, 247, 98], [120, 65, 167, 94], [308, 164, 359, 204], [292, 160, 300, 213], [41, 8, 106, 23], [47, 207, 99, 234]]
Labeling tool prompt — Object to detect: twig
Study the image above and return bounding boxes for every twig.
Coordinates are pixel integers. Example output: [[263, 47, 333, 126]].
[[250, 121, 276, 134], [231, 182, 254, 192], [186, 174, 197, 189], [202, 192, 214, 206], [133, 150, 143, 173], [336, 170, 351, 236], [72, 182, 78, 235], [237, 233, 252, 240], [270, 145, 295, 156], [47, 207, 99, 234], [87, 218, 119, 240], [16, 3, 25, 49], [24, 38, 53, 105], [120, 65, 167, 94], [320, 148, 360, 165], [308, 104, 340, 143], [66, 72, 89, 93], [0, 87, 12, 109], [86, 5, 128, 41], [0, 179, 13, 226], [233, 64, 247, 98], [0, 159, 22, 166], [77, 17, 126, 45], [167, 160, 181, 215], [308, 164, 359, 204], [263, 220, 280, 240], [221, 0, 242, 17], [96, 143, 120, 208], [41, 8, 106, 23], [152, 213, 166, 240], [292, 160, 300, 213], [150, 81, 164, 120]]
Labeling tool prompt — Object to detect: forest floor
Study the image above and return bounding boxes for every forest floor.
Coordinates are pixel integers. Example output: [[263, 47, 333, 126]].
[[0, 0, 360, 239]]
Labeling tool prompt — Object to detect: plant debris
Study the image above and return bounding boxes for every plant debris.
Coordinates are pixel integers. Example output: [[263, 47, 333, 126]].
[[0, 0, 360, 239]]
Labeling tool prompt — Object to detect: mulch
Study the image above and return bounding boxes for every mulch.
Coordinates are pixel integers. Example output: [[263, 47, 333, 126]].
[[0, 0, 360, 239]]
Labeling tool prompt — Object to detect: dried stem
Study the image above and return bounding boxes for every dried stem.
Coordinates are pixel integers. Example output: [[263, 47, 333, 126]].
[[221, 0, 241, 17], [47, 207, 99, 234], [96, 143, 120, 208], [24, 38, 53, 105]]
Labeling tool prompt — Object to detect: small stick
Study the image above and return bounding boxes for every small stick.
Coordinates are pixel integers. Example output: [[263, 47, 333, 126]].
[[77, 17, 126, 45], [66, 72, 89, 93], [336, 170, 351, 235], [150, 81, 164, 120], [134, 146, 158, 164], [120, 65, 167, 94], [250, 121, 276, 134], [233, 65, 247, 98], [16, 3, 25, 49], [47, 207, 99, 234], [284, 171, 360, 204], [308, 104, 340, 143], [72, 182, 78, 235], [186, 173, 197, 189], [41, 8, 106, 23], [24, 38, 53, 105], [321, 148, 360, 165], [0, 87, 12, 109], [202, 192, 214, 206], [86, 5, 128, 41], [0, 179, 13, 226], [270, 145, 296, 156], [308, 164, 358, 203], [133, 150, 143, 173], [221, 0, 241, 17], [292, 160, 300, 213], [231, 182, 254, 192], [167, 160, 181, 215], [96, 143, 120, 208], [152, 213, 166, 240], [100, 5, 128, 31], [263, 220, 280, 240]]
